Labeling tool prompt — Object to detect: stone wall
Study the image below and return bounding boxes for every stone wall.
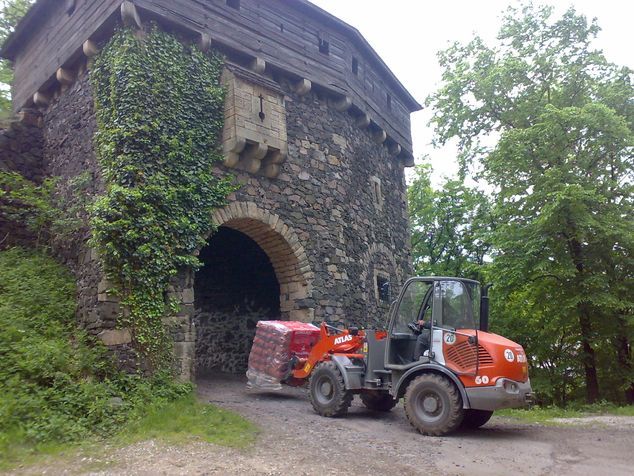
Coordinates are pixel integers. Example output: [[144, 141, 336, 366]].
[[0, 111, 44, 248], [0, 112, 44, 182], [208, 76, 411, 327], [42, 72, 105, 327], [39, 72, 145, 373], [189, 76, 411, 375], [194, 308, 263, 375], [35, 60, 412, 380]]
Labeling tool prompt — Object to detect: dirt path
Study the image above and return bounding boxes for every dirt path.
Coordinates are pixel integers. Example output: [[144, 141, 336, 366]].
[[9, 374, 634, 475]]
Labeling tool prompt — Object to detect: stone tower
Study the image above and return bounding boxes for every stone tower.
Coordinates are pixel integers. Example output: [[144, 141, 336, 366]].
[[1, 0, 420, 379]]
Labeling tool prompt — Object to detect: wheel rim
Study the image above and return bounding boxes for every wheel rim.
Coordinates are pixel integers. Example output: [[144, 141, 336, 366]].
[[414, 390, 445, 423], [315, 375, 335, 405]]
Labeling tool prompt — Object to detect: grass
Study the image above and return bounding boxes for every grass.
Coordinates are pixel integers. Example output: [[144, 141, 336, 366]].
[[498, 403, 634, 424], [0, 396, 257, 471], [116, 394, 257, 447]]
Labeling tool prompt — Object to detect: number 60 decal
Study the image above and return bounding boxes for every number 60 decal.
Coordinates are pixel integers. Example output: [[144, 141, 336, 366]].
[[475, 375, 490, 385]]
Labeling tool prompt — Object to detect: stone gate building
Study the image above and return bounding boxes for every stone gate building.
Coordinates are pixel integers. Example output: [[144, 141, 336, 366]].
[[1, 0, 420, 379]]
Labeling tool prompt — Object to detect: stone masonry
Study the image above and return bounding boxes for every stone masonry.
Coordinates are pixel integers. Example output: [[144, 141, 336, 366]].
[[0, 112, 44, 248], [2, 1, 417, 380]]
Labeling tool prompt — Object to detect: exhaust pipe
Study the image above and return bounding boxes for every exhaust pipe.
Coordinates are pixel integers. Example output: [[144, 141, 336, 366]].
[[480, 284, 492, 332]]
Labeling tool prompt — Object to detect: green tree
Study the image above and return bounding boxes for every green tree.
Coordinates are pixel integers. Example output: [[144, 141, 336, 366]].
[[408, 162, 491, 280], [0, 0, 32, 116], [427, 3, 634, 403]]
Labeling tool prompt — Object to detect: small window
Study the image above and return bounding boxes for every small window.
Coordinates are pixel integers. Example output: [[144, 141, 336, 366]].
[[65, 0, 76, 16], [352, 57, 359, 75], [377, 275, 390, 303], [318, 38, 330, 55], [370, 176, 383, 209], [387, 93, 392, 110], [226, 0, 240, 10]]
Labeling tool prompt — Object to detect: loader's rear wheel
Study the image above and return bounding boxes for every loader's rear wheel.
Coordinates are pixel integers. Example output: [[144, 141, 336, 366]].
[[461, 409, 493, 429], [404, 374, 464, 436], [360, 392, 397, 412], [309, 361, 352, 417]]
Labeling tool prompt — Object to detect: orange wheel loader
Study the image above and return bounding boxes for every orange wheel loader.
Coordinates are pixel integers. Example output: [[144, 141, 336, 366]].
[[273, 277, 533, 436]]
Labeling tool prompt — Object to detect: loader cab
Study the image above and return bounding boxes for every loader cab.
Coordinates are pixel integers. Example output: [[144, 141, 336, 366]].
[[385, 277, 481, 368]]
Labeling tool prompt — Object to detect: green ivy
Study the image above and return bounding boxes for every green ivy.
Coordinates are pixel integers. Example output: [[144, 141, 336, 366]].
[[90, 27, 235, 368]]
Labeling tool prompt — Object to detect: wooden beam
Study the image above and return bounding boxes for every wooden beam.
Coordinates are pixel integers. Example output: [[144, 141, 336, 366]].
[[56, 67, 75, 86], [198, 33, 212, 53], [372, 129, 387, 144], [33, 91, 50, 107], [249, 57, 266, 74], [355, 113, 370, 128], [293, 78, 312, 96], [388, 142, 402, 156], [121, 1, 142, 30], [82, 40, 99, 58], [332, 95, 352, 112]]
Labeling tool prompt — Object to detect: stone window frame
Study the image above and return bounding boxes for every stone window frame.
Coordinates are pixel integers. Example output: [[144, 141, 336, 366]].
[[370, 175, 383, 210], [374, 269, 391, 304]]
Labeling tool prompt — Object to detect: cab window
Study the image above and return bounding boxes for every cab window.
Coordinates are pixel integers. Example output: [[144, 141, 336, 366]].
[[393, 280, 432, 333], [440, 280, 475, 329]]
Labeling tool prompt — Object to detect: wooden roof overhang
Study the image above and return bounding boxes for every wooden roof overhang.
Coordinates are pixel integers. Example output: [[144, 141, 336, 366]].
[[1, 0, 420, 164]]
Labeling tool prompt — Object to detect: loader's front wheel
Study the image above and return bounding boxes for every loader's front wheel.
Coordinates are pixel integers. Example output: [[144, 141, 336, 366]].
[[360, 391, 397, 412], [460, 409, 493, 429], [404, 373, 464, 436], [309, 361, 352, 417]]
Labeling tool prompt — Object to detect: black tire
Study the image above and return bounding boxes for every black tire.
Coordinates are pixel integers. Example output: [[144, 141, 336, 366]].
[[403, 373, 464, 436], [309, 361, 353, 417], [461, 409, 493, 429], [360, 392, 397, 412]]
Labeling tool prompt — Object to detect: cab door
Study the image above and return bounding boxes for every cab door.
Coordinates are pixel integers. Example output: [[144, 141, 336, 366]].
[[385, 279, 433, 366], [431, 280, 480, 376]]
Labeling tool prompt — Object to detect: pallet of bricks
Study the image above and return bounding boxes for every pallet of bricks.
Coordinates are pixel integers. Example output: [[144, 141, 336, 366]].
[[247, 320, 320, 390]]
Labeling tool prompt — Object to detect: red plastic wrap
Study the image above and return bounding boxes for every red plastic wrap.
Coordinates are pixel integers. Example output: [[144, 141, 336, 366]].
[[246, 320, 320, 390]]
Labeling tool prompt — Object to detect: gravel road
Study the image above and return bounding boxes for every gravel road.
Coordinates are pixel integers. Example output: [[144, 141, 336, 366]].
[[10, 374, 634, 475]]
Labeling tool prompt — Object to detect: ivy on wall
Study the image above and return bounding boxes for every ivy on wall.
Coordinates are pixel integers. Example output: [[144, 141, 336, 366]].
[[90, 27, 235, 368]]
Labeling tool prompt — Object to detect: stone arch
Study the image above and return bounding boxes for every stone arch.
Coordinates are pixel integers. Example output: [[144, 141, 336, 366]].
[[210, 201, 314, 322]]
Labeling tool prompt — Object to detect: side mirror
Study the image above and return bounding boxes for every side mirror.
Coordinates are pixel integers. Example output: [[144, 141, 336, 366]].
[[480, 284, 493, 332]]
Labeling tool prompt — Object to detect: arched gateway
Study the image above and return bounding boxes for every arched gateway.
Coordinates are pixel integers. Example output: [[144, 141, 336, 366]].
[[192, 203, 315, 376], [210, 202, 314, 320]]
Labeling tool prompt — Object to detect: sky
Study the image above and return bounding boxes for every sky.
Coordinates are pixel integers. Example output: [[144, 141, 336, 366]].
[[309, 0, 634, 185]]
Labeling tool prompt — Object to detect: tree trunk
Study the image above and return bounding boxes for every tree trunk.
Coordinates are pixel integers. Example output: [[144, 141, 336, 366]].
[[568, 236, 600, 403], [578, 304, 600, 404], [615, 316, 634, 404]]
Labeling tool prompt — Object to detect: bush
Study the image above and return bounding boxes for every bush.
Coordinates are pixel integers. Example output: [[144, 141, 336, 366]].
[[0, 248, 191, 451]]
